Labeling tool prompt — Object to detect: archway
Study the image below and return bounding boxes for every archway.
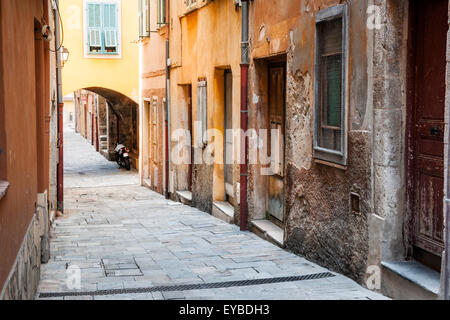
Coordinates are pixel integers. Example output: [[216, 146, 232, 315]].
[[67, 87, 139, 169]]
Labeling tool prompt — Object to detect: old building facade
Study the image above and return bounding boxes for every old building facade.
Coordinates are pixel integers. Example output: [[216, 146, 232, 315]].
[[60, 0, 140, 167], [139, 0, 168, 195], [138, 0, 450, 299], [168, 0, 243, 222], [0, 0, 58, 300], [245, 0, 450, 299]]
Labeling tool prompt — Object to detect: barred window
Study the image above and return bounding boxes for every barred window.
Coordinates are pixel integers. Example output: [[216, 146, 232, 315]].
[[314, 5, 348, 165]]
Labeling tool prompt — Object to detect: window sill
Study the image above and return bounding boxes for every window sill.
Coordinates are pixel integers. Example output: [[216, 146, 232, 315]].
[[84, 53, 122, 60], [0, 181, 10, 200], [314, 158, 347, 171]]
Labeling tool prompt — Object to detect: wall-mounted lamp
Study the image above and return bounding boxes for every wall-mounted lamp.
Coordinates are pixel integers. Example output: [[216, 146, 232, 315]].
[[61, 47, 70, 67]]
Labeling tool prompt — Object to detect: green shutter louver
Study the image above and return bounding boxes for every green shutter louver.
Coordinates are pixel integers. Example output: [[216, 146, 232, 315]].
[[87, 4, 102, 50], [103, 3, 118, 50]]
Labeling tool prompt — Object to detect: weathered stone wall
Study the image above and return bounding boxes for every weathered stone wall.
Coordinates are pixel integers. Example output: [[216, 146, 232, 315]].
[[192, 163, 214, 214], [371, 0, 408, 267], [0, 204, 47, 300]]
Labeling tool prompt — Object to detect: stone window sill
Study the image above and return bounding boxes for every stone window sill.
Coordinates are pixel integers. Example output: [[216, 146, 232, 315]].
[[0, 180, 9, 200]]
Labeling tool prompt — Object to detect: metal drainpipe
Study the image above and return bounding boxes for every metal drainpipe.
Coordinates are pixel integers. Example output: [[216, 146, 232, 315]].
[[165, 39, 171, 199], [54, 0, 64, 213], [240, 0, 249, 231]]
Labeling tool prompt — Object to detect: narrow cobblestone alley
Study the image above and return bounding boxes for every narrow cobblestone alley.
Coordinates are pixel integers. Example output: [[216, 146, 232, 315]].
[[36, 126, 386, 300]]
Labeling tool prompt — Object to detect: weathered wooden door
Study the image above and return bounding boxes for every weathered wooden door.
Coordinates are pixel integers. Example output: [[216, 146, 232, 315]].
[[187, 86, 193, 192], [146, 101, 152, 182], [268, 66, 285, 222], [411, 0, 447, 263], [150, 98, 159, 189], [224, 71, 234, 203]]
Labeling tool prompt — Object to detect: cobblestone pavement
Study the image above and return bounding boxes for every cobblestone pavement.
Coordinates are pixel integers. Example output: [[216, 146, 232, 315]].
[[36, 127, 387, 300]]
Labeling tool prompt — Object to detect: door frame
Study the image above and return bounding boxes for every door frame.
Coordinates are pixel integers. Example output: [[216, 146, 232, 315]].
[[224, 69, 234, 204], [267, 62, 287, 226], [405, 0, 446, 271]]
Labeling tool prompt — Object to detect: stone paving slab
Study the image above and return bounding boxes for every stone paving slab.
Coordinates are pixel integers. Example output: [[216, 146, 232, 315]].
[[36, 127, 387, 300]]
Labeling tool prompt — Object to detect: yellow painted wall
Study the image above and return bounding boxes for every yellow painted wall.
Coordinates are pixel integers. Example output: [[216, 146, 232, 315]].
[[169, 0, 242, 202], [60, 0, 140, 101]]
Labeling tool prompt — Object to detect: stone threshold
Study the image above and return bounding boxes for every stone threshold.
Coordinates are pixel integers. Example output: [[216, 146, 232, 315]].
[[381, 260, 441, 298], [250, 220, 284, 248], [212, 201, 234, 224], [143, 178, 152, 189], [176, 190, 192, 206]]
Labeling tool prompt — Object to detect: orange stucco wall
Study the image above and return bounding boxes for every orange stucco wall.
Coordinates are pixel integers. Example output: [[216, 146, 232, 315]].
[[0, 0, 50, 291]]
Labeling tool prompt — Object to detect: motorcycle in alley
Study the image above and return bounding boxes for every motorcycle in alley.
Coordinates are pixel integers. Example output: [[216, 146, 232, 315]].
[[114, 143, 131, 171]]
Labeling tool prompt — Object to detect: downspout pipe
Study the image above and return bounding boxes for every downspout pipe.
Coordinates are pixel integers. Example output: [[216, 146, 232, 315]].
[[165, 39, 170, 199], [240, 0, 249, 231], [54, 0, 64, 213]]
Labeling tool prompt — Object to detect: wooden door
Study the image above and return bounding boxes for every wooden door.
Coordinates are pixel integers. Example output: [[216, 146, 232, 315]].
[[224, 71, 234, 203], [268, 66, 286, 222], [187, 86, 193, 192], [410, 0, 447, 264], [150, 98, 159, 189], [84, 104, 87, 138], [147, 101, 152, 182]]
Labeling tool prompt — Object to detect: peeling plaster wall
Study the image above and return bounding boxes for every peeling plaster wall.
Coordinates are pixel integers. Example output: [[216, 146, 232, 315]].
[[249, 0, 376, 283], [248, 0, 413, 285]]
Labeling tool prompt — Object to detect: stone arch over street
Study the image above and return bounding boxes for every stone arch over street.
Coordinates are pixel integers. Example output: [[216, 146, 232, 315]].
[[68, 87, 139, 169]]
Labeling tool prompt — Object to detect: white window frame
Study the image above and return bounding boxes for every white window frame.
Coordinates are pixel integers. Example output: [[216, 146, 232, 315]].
[[313, 4, 349, 166], [83, 0, 122, 59]]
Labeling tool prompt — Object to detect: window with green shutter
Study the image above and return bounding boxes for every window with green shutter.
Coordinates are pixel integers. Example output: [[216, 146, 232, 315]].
[[314, 4, 348, 166], [138, 0, 150, 38], [157, 0, 167, 27], [86, 1, 120, 55]]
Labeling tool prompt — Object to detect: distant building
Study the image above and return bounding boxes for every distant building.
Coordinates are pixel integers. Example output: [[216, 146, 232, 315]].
[[141, 0, 450, 299], [60, 0, 140, 167]]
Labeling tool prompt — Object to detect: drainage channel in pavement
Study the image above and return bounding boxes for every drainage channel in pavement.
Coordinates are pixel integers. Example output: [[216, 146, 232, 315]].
[[39, 272, 335, 298]]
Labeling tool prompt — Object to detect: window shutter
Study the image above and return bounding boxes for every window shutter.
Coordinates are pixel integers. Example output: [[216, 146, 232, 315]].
[[313, 4, 348, 165], [87, 4, 102, 48], [198, 81, 207, 146], [103, 3, 118, 48], [144, 0, 150, 35], [138, 0, 143, 38]]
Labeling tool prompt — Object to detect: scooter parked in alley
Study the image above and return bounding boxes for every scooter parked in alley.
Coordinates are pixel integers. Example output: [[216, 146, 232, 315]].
[[114, 143, 131, 171]]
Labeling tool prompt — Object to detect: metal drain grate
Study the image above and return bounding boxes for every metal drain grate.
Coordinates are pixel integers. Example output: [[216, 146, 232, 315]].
[[39, 272, 335, 298]]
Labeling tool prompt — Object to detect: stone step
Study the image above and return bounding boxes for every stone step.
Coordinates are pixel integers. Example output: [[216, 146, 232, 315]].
[[381, 260, 440, 300], [176, 191, 192, 206], [250, 219, 284, 248], [212, 201, 234, 224]]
